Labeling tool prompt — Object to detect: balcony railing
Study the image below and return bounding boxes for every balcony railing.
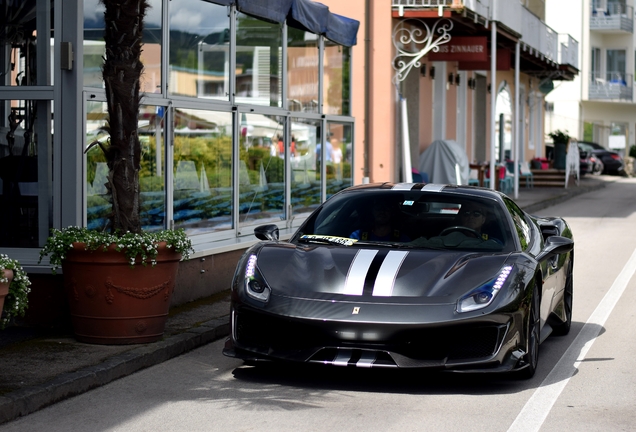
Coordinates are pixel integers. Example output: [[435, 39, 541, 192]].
[[589, 71, 633, 101], [558, 34, 579, 68], [590, 1, 634, 33], [521, 8, 557, 62]]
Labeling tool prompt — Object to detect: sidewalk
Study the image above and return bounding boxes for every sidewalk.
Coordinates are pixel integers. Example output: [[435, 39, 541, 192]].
[[0, 174, 616, 425], [513, 174, 616, 214]]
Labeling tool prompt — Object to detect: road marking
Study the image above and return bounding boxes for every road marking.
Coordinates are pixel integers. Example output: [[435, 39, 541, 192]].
[[508, 247, 636, 432]]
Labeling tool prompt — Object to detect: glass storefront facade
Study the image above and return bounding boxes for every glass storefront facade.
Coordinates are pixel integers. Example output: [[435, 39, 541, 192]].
[[0, 0, 356, 259], [0, 0, 54, 250]]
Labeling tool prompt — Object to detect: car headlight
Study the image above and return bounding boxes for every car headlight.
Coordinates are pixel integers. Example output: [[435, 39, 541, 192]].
[[244, 254, 271, 302], [457, 265, 513, 313]]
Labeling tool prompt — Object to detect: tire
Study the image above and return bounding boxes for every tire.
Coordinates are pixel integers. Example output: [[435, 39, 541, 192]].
[[553, 258, 573, 336], [518, 284, 540, 379]]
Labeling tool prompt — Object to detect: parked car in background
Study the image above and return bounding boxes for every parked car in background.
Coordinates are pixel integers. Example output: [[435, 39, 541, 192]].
[[578, 141, 624, 175], [578, 142, 604, 175]]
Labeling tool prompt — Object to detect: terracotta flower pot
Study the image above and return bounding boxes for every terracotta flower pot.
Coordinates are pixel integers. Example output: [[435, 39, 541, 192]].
[[61, 242, 181, 344], [0, 269, 13, 317]]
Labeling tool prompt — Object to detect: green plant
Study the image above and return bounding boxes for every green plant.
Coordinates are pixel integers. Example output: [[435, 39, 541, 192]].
[[629, 144, 636, 159], [39, 227, 194, 273], [0, 254, 32, 329], [548, 130, 570, 143]]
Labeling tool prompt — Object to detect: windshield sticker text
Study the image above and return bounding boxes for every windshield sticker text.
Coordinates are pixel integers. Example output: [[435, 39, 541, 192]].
[[301, 234, 358, 246]]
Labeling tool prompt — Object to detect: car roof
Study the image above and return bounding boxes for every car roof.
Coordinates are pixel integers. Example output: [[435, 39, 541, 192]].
[[340, 182, 507, 201], [577, 141, 605, 150]]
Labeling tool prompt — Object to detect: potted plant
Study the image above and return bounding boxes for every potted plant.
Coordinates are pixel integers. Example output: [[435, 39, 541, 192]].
[[39, 227, 192, 344], [0, 254, 31, 329], [38, 0, 194, 344], [548, 129, 570, 170], [548, 129, 570, 144]]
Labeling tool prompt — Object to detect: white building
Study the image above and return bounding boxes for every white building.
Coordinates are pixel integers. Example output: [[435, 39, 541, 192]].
[[546, 0, 634, 154]]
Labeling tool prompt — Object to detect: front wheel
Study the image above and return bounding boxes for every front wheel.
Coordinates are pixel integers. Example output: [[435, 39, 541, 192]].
[[518, 285, 540, 379], [553, 259, 573, 336]]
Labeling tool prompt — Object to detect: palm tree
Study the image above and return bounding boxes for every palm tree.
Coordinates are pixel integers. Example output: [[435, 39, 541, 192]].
[[100, 0, 149, 233]]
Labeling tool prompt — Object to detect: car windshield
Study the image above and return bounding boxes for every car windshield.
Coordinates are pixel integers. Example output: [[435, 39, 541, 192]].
[[293, 190, 514, 252]]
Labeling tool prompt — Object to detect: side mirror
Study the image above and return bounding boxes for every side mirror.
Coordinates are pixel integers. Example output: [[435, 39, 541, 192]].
[[535, 235, 573, 262], [539, 223, 559, 241], [254, 224, 279, 241]]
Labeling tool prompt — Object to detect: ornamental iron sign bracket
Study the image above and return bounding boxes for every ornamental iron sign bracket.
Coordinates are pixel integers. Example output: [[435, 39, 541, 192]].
[[392, 18, 454, 84]]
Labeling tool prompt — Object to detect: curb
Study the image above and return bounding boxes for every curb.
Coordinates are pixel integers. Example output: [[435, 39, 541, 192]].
[[522, 179, 610, 214], [0, 316, 230, 425]]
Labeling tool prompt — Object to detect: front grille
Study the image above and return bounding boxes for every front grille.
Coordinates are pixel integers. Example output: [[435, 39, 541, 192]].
[[236, 309, 330, 351], [235, 309, 506, 364]]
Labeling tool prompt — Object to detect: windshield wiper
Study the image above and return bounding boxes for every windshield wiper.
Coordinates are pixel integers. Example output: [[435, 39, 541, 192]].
[[355, 240, 409, 248]]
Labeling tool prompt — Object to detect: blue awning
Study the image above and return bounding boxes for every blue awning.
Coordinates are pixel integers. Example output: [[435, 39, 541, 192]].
[[288, 0, 329, 34], [325, 13, 360, 47], [234, 0, 359, 46], [236, 0, 294, 24]]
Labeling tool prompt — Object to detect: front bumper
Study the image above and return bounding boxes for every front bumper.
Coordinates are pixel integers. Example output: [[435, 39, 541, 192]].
[[223, 298, 526, 373]]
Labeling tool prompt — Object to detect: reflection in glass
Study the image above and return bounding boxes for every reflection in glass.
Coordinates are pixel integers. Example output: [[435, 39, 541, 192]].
[[606, 49, 626, 81], [324, 42, 351, 116], [84, 0, 162, 92], [236, 13, 282, 107], [326, 122, 353, 198], [0, 99, 51, 247], [173, 109, 233, 234], [290, 118, 321, 218], [287, 28, 319, 113], [169, 0, 230, 99], [83, 0, 105, 87], [85, 102, 167, 232], [238, 113, 285, 226], [1, 1, 53, 86]]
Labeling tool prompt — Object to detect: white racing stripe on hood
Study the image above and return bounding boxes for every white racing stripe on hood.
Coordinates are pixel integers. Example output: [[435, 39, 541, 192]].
[[342, 249, 378, 295], [373, 251, 409, 296]]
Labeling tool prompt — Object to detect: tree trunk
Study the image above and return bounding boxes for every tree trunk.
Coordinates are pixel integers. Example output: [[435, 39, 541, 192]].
[[102, 0, 148, 234]]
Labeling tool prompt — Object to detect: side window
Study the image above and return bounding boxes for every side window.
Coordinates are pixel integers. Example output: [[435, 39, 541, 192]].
[[504, 198, 531, 250]]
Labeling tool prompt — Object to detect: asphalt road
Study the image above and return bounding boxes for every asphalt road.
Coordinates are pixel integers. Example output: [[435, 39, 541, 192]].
[[2, 178, 636, 432]]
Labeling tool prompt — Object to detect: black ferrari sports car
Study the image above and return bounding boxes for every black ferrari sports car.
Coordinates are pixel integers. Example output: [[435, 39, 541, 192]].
[[223, 183, 574, 378]]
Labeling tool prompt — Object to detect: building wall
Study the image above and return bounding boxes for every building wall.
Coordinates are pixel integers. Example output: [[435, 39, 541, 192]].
[[322, 1, 396, 184], [320, 1, 367, 183], [410, 60, 545, 167]]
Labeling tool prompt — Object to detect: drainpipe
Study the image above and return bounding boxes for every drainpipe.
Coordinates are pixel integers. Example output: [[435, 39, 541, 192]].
[[489, 18, 497, 189], [363, 0, 370, 183], [514, 40, 520, 199]]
